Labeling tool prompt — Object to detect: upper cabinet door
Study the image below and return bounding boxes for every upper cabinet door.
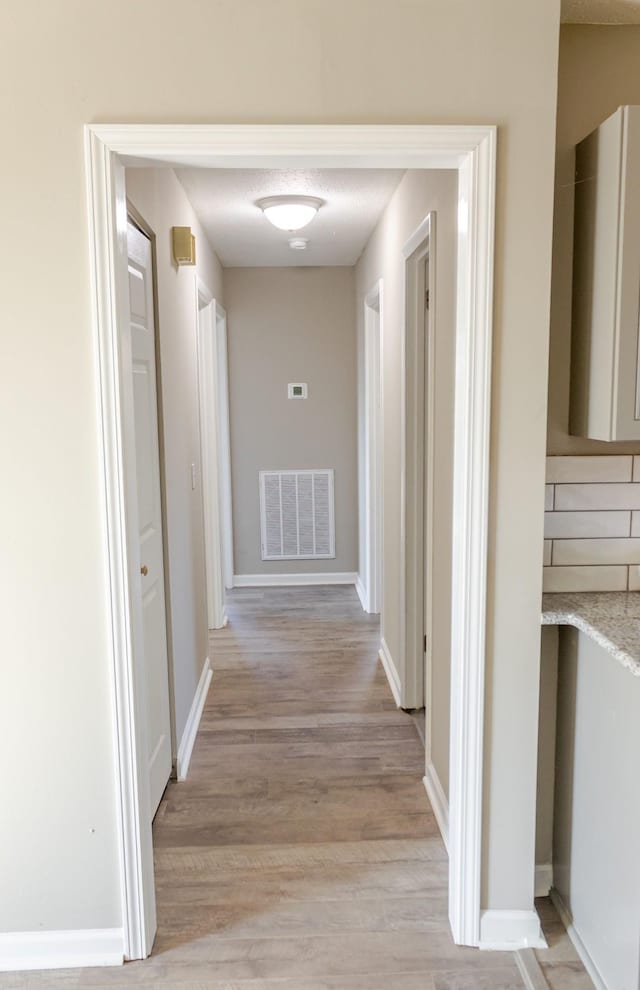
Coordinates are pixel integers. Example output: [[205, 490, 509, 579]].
[[570, 106, 640, 441]]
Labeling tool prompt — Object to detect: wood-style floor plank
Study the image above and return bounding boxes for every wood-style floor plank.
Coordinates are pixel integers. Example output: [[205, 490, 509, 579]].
[[1, 586, 590, 989]]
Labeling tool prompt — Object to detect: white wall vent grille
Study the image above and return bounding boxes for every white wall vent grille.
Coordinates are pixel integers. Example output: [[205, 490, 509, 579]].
[[259, 469, 335, 560]]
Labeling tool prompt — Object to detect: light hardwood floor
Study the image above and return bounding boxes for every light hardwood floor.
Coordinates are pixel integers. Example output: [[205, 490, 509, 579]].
[[3, 586, 592, 988]]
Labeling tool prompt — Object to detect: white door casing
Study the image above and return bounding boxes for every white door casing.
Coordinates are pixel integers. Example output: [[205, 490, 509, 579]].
[[86, 124, 496, 958], [214, 303, 235, 591], [196, 287, 226, 630], [362, 281, 383, 616], [126, 221, 172, 818], [401, 214, 435, 712], [422, 255, 434, 753]]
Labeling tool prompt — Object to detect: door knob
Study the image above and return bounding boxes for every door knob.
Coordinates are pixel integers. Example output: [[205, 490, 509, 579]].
[[140, 565, 148, 576]]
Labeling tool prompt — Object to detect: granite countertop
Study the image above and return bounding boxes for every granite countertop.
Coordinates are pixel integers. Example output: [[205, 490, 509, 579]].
[[542, 591, 640, 677]]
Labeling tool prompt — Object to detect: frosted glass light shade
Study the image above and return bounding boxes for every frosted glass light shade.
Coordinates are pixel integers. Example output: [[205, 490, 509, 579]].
[[257, 196, 323, 231]]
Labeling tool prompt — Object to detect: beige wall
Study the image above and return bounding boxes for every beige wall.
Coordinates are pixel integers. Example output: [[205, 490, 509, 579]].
[[548, 25, 640, 454], [0, 0, 559, 937], [224, 267, 357, 576], [125, 168, 224, 747], [356, 169, 458, 798]]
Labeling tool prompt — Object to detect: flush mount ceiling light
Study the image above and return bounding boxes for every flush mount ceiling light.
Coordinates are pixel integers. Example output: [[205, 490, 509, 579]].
[[257, 195, 323, 231]]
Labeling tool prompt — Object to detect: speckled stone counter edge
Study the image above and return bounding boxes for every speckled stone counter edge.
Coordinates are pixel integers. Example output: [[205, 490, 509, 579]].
[[542, 591, 640, 677]]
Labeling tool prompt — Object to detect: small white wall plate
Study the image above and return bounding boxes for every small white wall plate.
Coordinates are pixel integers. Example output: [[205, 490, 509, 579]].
[[288, 383, 308, 399]]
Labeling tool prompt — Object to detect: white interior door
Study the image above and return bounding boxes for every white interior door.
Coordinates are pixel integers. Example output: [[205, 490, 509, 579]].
[[127, 220, 172, 816]]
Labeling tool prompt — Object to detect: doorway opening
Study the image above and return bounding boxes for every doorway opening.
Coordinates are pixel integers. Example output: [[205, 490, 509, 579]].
[[86, 123, 496, 959]]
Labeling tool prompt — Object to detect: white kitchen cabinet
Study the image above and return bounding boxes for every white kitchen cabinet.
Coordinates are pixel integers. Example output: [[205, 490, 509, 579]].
[[570, 106, 640, 441]]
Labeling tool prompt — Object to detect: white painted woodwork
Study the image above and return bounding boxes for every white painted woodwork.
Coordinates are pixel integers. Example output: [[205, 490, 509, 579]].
[[401, 214, 434, 711], [214, 303, 235, 590], [570, 106, 640, 440], [196, 292, 226, 630], [176, 656, 212, 781], [86, 123, 496, 956], [362, 280, 383, 614], [126, 222, 172, 818]]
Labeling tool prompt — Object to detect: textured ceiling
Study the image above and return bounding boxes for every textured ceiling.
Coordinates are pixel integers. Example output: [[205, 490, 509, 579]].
[[174, 168, 407, 267], [562, 0, 640, 22]]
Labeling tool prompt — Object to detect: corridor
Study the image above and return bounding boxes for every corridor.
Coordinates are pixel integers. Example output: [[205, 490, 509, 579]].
[[148, 585, 523, 988], [3, 587, 587, 988]]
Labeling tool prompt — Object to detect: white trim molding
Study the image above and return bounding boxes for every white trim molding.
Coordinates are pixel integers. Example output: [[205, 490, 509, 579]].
[[362, 278, 383, 615], [447, 127, 496, 949], [423, 763, 449, 854], [0, 928, 124, 972], [176, 657, 212, 781], [550, 890, 608, 990], [213, 302, 235, 591], [479, 910, 547, 951], [400, 212, 435, 711], [534, 864, 553, 899], [233, 572, 357, 587], [85, 122, 496, 959], [515, 948, 551, 990], [378, 637, 401, 707], [196, 294, 226, 632], [355, 575, 368, 611]]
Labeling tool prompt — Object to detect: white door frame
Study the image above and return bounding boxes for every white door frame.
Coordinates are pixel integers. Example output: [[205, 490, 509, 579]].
[[213, 302, 235, 590], [361, 279, 383, 615], [196, 280, 227, 630], [85, 123, 496, 955], [401, 214, 436, 712]]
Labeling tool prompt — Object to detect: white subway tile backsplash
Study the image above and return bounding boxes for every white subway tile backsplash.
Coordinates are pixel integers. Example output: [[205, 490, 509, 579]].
[[543, 456, 640, 592], [553, 538, 640, 566], [543, 565, 628, 593], [554, 483, 640, 511], [546, 455, 632, 483], [629, 565, 640, 591], [543, 510, 630, 540]]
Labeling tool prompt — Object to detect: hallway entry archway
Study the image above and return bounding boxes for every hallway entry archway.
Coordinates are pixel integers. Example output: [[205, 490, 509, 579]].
[[86, 122, 496, 957]]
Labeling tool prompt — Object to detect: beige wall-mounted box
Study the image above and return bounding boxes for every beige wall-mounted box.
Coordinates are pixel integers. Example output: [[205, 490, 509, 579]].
[[570, 106, 640, 441], [172, 226, 196, 266]]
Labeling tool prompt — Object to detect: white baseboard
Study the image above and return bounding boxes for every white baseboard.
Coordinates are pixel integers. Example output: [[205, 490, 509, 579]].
[[515, 947, 550, 990], [355, 575, 368, 611], [550, 889, 608, 990], [0, 928, 124, 972], [535, 863, 553, 898], [233, 572, 358, 587], [423, 762, 449, 854], [176, 656, 212, 781], [378, 636, 401, 707], [479, 910, 547, 951]]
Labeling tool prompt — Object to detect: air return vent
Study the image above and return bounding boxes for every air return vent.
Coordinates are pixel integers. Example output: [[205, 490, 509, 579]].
[[259, 470, 335, 561]]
